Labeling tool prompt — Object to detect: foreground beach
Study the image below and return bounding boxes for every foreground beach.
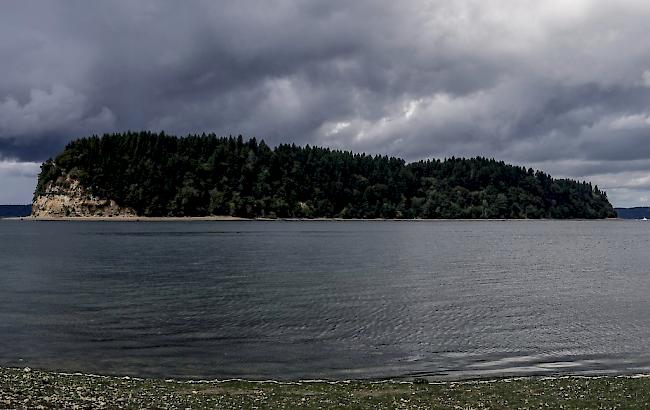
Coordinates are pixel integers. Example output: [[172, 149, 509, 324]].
[[2, 368, 650, 409]]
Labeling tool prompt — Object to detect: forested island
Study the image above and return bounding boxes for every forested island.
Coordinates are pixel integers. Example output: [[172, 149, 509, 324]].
[[33, 132, 615, 219]]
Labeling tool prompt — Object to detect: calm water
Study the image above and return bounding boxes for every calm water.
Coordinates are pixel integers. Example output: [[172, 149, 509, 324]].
[[1, 219, 650, 380]]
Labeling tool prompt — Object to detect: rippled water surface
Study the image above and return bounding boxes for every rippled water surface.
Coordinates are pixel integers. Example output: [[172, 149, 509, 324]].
[[1, 220, 650, 380]]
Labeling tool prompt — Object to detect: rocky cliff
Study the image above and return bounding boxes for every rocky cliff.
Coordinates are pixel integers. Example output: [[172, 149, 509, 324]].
[[32, 176, 136, 218]]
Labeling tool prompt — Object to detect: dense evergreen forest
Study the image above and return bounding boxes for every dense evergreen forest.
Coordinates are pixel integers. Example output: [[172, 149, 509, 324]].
[[35, 132, 615, 218]]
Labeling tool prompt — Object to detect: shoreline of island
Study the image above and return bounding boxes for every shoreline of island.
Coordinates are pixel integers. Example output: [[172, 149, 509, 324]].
[[2, 215, 623, 222], [1, 366, 649, 408]]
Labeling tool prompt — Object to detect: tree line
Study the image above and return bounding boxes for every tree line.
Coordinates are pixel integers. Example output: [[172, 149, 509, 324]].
[[35, 132, 616, 218]]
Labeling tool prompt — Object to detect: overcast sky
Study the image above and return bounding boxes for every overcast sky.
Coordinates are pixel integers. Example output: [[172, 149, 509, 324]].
[[2, 1, 650, 206]]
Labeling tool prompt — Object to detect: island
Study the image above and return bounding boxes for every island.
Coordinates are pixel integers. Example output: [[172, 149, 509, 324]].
[[33, 132, 615, 219]]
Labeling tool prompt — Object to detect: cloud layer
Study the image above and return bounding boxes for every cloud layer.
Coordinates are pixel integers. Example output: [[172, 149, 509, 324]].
[[1, 1, 650, 205]]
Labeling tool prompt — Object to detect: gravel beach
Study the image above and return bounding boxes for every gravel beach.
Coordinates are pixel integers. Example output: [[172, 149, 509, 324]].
[[2, 367, 650, 409]]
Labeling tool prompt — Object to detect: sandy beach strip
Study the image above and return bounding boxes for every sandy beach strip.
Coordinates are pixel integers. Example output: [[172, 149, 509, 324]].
[[10, 215, 248, 222], [4, 216, 623, 222]]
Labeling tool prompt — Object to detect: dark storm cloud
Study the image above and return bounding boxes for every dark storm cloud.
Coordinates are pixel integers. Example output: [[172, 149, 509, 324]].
[[3, 1, 650, 205]]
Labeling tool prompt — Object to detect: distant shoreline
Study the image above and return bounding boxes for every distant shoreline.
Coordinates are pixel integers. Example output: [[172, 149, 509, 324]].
[[3, 216, 623, 222]]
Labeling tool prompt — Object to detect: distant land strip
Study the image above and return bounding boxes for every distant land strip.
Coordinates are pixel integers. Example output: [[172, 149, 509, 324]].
[[0, 205, 31, 218], [614, 207, 650, 219], [33, 132, 615, 219]]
